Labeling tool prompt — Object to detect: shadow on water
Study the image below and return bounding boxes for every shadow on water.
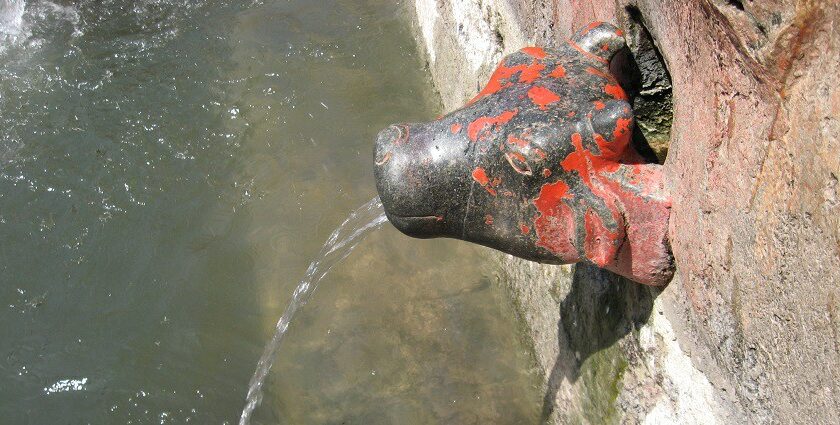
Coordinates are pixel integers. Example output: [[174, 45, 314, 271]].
[[540, 264, 659, 423]]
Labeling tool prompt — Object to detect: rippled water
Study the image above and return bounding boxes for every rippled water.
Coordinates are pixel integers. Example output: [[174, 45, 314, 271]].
[[0, 0, 542, 423]]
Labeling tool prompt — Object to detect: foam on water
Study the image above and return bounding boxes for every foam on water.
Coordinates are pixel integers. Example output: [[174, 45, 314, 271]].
[[239, 197, 387, 425], [0, 0, 25, 37], [43, 377, 88, 394]]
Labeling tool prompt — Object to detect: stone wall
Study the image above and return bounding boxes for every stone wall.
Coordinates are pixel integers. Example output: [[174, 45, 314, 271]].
[[405, 0, 839, 423]]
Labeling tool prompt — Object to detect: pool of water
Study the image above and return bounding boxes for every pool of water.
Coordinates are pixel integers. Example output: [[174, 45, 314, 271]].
[[0, 0, 542, 423]]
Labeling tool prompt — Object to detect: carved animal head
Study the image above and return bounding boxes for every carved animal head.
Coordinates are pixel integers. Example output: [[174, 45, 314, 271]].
[[374, 22, 674, 285]]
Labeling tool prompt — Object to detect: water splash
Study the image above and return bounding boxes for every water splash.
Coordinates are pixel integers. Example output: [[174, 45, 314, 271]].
[[239, 196, 388, 424], [43, 377, 88, 395], [0, 0, 25, 38]]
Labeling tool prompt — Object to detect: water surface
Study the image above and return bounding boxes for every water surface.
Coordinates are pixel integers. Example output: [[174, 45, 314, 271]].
[[0, 0, 542, 423]]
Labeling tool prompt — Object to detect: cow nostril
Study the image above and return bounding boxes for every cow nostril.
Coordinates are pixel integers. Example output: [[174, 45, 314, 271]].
[[376, 124, 409, 147], [374, 126, 399, 166], [375, 150, 392, 166], [375, 124, 412, 166]]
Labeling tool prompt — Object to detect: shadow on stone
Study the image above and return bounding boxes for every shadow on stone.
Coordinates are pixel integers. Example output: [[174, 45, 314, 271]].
[[540, 264, 658, 423], [534, 9, 672, 421]]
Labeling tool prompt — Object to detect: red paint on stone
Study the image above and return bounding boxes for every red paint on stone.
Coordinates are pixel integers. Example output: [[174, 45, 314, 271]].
[[613, 117, 632, 143], [518, 62, 546, 84], [561, 133, 593, 184], [604, 84, 627, 100], [472, 167, 490, 185], [533, 179, 578, 261], [467, 109, 518, 142], [583, 209, 622, 267], [527, 86, 561, 110], [583, 21, 604, 34], [451, 123, 462, 134], [586, 66, 616, 81], [594, 133, 619, 160], [507, 134, 530, 148], [549, 64, 566, 78], [531, 122, 670, 286], [521, 46, 547, 59], [520, 223, 531, 235], [534, 180, 570, 212], [472, 167, 498, 196], [485, 214, 494, 225], [467, 57, 546, 105]]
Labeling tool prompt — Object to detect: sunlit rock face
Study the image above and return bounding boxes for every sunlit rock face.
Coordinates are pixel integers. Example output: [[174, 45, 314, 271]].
[[407, 1, 840, 423]]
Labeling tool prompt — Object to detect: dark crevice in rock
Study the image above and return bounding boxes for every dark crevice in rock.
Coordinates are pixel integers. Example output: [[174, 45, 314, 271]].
[[612, 5, 674, 163], [727, 0, 746, 11]]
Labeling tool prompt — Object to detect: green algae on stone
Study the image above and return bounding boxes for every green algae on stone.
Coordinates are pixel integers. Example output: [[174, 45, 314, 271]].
[[573, 345, 628, 425]]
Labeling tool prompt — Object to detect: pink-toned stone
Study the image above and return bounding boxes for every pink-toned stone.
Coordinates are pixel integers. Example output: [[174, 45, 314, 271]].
[[410, 0, 839, 422], [536, 0, 840, 421]]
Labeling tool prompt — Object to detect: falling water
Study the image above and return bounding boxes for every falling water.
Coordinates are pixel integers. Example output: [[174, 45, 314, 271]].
[[239, 197, 388, 425], [0, 0, 25, 37]]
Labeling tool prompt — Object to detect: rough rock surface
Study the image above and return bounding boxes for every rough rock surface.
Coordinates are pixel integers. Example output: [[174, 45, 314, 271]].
[[406, 0, 839, 423]]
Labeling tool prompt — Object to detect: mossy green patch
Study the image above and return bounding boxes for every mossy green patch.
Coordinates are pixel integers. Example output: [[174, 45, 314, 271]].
[[575, 344, 628, 424]]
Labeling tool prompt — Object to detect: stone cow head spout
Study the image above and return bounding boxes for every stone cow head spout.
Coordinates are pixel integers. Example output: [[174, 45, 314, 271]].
[[374, 22, 674, 286]]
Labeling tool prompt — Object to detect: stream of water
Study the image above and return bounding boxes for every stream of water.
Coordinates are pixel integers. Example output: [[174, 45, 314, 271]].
[[0, 0, 542, 423], [240, 196, 387, 424]]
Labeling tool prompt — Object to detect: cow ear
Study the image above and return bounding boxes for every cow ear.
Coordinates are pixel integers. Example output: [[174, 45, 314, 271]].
[[589, 99, 634, 161], [572, 22, 626, 62]]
